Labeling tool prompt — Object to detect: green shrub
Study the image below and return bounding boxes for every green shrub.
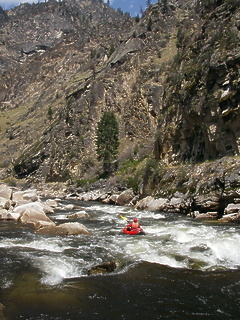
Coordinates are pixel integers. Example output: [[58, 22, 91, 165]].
[[3, 178, 17, 187], [76, 179, 88, 187], [118, 158, 139, 174], [108, 44, 115, 57]]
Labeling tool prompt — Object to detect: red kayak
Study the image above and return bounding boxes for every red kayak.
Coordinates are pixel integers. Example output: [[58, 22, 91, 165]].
[[122, 227, 146, 235]]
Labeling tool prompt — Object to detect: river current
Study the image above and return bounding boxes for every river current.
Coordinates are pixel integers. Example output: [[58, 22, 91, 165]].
[[0, 199, 239, 319]]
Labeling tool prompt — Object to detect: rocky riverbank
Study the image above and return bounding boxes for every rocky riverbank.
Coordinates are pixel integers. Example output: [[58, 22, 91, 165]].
[[71, 157, 240, 223], [0, 184, 90, 235], [37, 156, 240, 224], [1, 156, 240, 226]]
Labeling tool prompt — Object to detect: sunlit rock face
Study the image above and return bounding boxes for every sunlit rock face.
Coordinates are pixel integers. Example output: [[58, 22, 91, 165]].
[[154, 0, 240, 164]]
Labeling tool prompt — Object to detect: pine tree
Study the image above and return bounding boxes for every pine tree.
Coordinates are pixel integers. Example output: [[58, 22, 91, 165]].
[[96, 111, 119, 174], [135, 14, 140, 23], [147, 17, 153, 31]]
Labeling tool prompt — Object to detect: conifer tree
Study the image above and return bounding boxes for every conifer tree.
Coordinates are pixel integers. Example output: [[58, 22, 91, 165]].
[[147, 17, 153, 31], [96, 111, 119, 174]]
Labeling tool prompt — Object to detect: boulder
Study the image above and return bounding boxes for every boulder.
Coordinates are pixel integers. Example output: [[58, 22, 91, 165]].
[[12, 191, 25, 201], [193, 194, 220, 211], [166, 192, 191, 213], [129, 195, 139, 206], [116, 189, 135, 206], [45, 199, 61, 208], [36, 222, 90, 236], [0, 197, 11, 210], [13, 202, 54, 215], [0, 185, 12, 200], [108, 194, 119, 204], [135, 196, 153, 210], [58, 222, 90, 235], [189, 211, 200, 218], [223, 169, 240, 199], [0, 209, 21, 220], [0, 208, 8, 219], [79, 192, 93, 201], [35, 225, 68, 236], [98, 193, 109, 201], [102, 194, 118, 204], [135, 196, 169, 211], [224, 203, 240, 215], [12, 189, 39, 202], [12, 199, 33, 207], [194, 212, 218, 220], [34, 220, 56, 229], [219, 213, 240, 223], [42, 202, 55, 214], [22, 191, 39, 202], [148, 197, 169, 211], [18, 209, 55, 228]]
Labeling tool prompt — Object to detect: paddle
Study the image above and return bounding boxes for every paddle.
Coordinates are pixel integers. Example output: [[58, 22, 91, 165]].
[[119, 215, 129, 223]]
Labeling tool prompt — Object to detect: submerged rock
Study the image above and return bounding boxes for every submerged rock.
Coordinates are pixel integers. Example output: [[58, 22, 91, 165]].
[[0, 302, 6, 320], [87, 260, 123, 275], [67, 211, 89, 219]]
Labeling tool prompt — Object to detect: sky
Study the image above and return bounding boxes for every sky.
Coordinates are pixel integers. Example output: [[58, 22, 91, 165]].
[[0, 0, 158, 17]]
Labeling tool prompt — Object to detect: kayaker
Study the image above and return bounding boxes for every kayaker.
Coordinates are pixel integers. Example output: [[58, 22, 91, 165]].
[[127, 218, 140, 230]]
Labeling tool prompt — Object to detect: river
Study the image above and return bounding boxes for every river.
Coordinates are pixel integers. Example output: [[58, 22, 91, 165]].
[[0, 199, 239, 319]]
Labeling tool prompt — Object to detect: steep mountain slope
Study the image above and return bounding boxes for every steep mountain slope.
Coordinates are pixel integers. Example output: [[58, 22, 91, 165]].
[[0, 0, 134, 181], [0, 0, 239, 195], [154, 0, 240, 164]]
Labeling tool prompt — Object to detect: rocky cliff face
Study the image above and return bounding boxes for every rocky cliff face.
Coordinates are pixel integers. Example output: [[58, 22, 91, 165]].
[[0, 0, 239, 206], [154, 0, 240, 164]]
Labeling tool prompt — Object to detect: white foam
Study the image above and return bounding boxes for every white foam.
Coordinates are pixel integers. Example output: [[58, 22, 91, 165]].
[[0, 238, 68, 253], [31, 255, 85, 285]]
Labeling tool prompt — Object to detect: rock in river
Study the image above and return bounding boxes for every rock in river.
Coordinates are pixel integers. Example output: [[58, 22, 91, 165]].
[[36, 222, 91, 236]]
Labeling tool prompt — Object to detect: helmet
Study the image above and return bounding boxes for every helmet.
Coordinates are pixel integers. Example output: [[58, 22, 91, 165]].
[[133, 218, 138, 222]]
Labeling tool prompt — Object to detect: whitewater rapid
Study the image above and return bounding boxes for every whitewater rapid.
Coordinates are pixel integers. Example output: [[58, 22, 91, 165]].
[[1, 200, 239, 286]]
